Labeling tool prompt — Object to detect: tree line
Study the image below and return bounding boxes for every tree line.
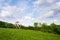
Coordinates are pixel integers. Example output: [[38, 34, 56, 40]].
[[0, 21, 60, 35]]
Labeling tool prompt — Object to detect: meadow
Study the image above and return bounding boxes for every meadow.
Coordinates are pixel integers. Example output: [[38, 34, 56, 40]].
[[0, 28, 60, 40]]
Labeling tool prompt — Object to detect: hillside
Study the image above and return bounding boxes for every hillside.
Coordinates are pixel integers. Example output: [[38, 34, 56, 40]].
[[0, 28, 60, 40]]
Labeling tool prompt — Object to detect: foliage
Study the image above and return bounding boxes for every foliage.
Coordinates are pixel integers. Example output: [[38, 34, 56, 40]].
[[34, 22, 38, 30], [0, 21, 60, 35], [0, 21, 15, 28]]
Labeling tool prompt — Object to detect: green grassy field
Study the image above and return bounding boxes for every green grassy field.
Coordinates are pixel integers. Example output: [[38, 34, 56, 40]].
[[0, 28, 60, 40]]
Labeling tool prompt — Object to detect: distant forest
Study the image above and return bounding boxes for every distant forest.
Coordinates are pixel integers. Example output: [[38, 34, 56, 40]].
[[0, 21, 60, 35]]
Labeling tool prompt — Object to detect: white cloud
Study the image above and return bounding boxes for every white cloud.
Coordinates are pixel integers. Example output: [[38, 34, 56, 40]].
[[14, 13, 35, 22], [0, 4, 27, 26], [0, 1, 30, 26], [55, 2, 60, 8], [0, 10, 10, 17], [21, 14, 35, 21], [39, 11, 54, 19], [33, 0, 44, 6], [46, 0, 54, 3], [54, 19, 58, 22], [24, 14, 32, 20], [16, 7, 25, 13], [3, 5, 16, 13], [0, 0, 60, 26], [0, 5, 16, 17], [51, 2, 60, 9], [15, 13, 35, 26], [0, 4, 26, 17], [49, 19, 58, 24]]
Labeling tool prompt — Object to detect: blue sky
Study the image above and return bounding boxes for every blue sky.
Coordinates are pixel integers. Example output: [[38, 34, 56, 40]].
[[0, 0, 60, 26]]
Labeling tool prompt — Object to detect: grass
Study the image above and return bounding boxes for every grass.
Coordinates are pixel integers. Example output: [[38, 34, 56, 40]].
[[0, 28, 60, 40]]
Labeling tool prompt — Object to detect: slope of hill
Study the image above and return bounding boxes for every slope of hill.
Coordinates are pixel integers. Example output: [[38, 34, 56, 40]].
[[0, 28, 60, 40]]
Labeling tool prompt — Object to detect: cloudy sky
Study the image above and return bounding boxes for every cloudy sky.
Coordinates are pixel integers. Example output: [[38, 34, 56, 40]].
[[0, 0, 60, 26]]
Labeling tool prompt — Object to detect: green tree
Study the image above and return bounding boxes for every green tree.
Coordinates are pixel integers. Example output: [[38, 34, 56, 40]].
[[0, 21, 7, 28], [28, 26, 34, 30], [34, 22, 38, 30], [50, 23, 57, 33], [40, 23, 48, 32]]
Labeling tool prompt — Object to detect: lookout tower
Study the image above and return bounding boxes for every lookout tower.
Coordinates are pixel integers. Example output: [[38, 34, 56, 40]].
[[15, 21, 20, 29]]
